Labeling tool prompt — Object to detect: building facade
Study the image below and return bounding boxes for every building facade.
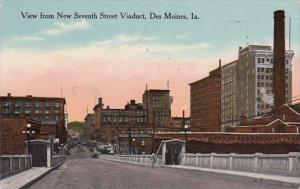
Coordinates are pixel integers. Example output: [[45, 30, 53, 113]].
[[0, 116, 40, 154], [142, 89, 172, 128], [171, 117, 191, 129], [0, 93, 67, 143], [221, 60, 237, 130], [190, 61, 222, 132], [235, 45, 293, 124]]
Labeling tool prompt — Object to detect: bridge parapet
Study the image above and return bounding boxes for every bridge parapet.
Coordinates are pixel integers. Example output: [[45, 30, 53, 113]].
[[182, 152, 300, 177]]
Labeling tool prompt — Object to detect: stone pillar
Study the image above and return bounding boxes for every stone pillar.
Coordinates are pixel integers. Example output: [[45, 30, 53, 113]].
[[9, 157, 13, 173], [229, 153, 235, 170], [196, 154, 199, 167], [47, 144, 51, 168], [162, 142, 166, 165], [254, 153, 262, 172], [210, 153, 216, 168]]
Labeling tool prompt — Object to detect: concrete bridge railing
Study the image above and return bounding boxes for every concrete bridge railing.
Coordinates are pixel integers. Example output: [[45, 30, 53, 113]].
[[0, 155, 32, 178], [182, 152, 300, 177], [51, 155, 67, 167], [100, 155, 157, 166]]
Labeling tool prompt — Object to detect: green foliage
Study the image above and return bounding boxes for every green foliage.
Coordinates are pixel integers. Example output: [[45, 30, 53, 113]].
[[68, 121, 87, 137]]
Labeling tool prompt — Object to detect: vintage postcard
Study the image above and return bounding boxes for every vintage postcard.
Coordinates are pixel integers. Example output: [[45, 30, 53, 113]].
[[0, 1, 300, 189]]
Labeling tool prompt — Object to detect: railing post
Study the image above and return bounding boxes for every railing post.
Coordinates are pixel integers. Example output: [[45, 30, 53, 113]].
[[196, 154, 199, 167], [182, 153, 186, 165], [287, 152, 298, 176], [210, 153, 215, 168], [254, 153, 261, 172], [229, 153, 235, 170], [19, 156, 21, 170], [9, 156, 13, 174]]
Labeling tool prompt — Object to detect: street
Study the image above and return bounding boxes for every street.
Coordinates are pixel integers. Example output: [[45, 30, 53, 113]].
[[28, 158, 295, 189]]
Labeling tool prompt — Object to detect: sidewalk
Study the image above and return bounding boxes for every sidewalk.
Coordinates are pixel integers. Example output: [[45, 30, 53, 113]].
[[0, 167, 51, 189], [166, 165, 300, 188]]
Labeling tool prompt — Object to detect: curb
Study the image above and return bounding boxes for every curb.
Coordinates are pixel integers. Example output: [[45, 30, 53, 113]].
[[20, 161, 66, 189], [165, 166, 300, 189]]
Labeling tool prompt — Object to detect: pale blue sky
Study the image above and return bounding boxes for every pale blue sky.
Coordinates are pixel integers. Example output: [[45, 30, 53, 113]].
[[1, 0, 300, 54]]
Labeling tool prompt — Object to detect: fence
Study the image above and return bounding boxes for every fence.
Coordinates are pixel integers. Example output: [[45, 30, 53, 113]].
[[182, 152, 300, 177], [100, 155, 159, 166], [51, 155, 67, 167], [0, 155, 32, 178]]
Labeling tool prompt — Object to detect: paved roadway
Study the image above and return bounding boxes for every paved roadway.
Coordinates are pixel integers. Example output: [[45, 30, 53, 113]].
[[29, 158, 296, 189]]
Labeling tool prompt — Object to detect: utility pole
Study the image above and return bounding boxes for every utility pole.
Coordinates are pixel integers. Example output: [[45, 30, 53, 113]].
[[151, 109, 156, 154], [128, 110, 132, 154]]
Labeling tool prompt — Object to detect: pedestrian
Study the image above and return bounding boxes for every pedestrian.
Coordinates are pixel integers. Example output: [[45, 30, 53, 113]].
[[151, 153, 156, 168]]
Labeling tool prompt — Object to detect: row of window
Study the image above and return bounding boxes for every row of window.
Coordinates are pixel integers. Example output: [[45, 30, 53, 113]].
[[257, 58, 291, 65], [103, 117, 146, 123], [1, 101, 62, 108], [1, 109, 62, 114], [102, 110, 147, 116]]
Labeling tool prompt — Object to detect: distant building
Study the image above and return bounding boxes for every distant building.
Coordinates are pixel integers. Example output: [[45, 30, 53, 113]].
[[84, 113, 95, 138], [190, 61, 222, 132], [228, 103, 300, 133], [235, 45, 293, 123], [221, 60, 237, 130], [171, 117, 191, 129], [142, 89, 172, 128], [91, 99, 151, 153], [0, 93, 67, 143]]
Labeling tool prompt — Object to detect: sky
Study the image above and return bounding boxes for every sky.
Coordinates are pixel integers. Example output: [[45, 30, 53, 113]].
[[0, 0, 299, 121]]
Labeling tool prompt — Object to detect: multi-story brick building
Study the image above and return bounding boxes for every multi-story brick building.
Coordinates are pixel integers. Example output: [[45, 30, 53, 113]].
[[170, 117, 191, 129], [235, 45, 294, 124], [0, 93, 67, 143], [84, 113, 95, 139], [142, 89, 172, 128], [91, 99, 151, 153], [221, 60, 237, 130], [190, 61, 222, 132], [0, 116, 40, 154]]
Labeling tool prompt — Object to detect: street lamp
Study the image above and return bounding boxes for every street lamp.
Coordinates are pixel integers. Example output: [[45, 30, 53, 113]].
[[132, 138, 136, 154], [141, 140, 146, 154], [22, 123, 35, 154], [183, 124, 189, 151]]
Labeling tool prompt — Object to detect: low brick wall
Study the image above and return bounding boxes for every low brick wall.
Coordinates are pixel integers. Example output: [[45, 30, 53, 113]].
[[0, 155, 32, 178]]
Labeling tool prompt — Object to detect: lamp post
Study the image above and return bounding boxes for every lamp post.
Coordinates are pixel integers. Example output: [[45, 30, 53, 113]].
[[22, 123, 35, 154], [183, 124, 189, 152], [132, 138, 136, 154], [141, 140, 146, 154]]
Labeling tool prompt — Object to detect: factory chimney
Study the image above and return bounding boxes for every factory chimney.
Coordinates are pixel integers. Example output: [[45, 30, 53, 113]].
[[273, 10, 286, 109]]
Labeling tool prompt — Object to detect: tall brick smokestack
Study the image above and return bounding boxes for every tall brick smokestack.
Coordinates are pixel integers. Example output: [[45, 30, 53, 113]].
[[273, 10, 286, 109]]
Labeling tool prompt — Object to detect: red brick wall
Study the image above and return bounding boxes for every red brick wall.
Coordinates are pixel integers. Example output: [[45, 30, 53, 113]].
[[154, 132, 300, 154], [0, 119, 27, 154], [190, 67, 221, 132]]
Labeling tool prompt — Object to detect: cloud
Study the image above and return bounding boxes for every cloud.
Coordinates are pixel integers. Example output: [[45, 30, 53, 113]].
[[11, 19, 89, 42], [0, 0, 3, 8], [86, 34, 210, 59], [113, 34, 158, 43], [41, 19, 89, 36], [175, 34, 191, 40], [12, 36, 43, 42]]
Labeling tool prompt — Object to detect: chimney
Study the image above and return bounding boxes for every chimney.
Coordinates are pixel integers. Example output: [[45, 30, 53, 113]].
[[7, 93, 11, 97], [130, 100, 135, 105], [98, 98, 102, 105], [219, 59, 222, 67], [273, 10, 286, 109]]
